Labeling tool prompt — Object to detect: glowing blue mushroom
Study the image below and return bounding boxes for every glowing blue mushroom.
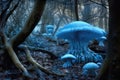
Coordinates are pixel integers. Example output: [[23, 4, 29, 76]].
[[96, 36, 107, 47], [42, 25, 54, 39], [56, 21, 106, 63], [81, 62, 100, 77], [45, 25, 54, 34], [61, 54, 76, 68]]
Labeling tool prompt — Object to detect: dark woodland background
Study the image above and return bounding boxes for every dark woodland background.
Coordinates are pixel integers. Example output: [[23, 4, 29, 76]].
[[0, 0, 120, 80]]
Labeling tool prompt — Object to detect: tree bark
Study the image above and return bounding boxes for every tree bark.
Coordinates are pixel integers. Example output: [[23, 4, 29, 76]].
[[96, 0, 120, 80], [0, 0, 47, 77], [107, 0, 120, 79], [0, 0, 14, 31], [74, 0, 79, 21]]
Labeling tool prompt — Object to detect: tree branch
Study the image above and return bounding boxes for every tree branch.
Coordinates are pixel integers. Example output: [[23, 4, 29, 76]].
[[0, 0, 12, 17], [0, 0, 12, 31], [10, 0, 46, 47], [89, 0, 108, 9], [5, 0, 21, 23]]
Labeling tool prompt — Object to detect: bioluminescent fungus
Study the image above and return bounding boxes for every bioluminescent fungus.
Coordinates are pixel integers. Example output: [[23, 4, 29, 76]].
[[81, 62, 100, 77], [45, 25, 54, 34], [96, 36, 107, 47], [42, 25, 54, 39], [56, 21, 106, 63], [61, 54, 76, 68]]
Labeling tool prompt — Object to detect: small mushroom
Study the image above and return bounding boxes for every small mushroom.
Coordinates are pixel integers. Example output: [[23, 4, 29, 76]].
[[45, 25, 54, 34], [96, 36, 107, 47], [81, 62, 100, 77], [61, 54, 76, 68], [42, 25, 54, 39]]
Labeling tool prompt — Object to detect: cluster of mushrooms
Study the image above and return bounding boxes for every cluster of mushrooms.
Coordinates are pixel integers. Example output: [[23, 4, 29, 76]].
[[56, 21, 107, 77]]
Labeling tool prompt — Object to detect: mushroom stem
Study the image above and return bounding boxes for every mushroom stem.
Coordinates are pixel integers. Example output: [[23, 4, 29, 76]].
[[62, 61, 72, 68], [68, 40, 102, 63], [69, 41, 82, 51]]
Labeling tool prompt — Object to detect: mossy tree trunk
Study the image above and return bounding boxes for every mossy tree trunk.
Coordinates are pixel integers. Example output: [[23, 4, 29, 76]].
[[96, 0, 120, 80]]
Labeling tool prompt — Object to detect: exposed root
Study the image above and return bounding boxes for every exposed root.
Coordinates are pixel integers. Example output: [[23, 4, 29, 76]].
[[1, 32, 31, 78], [6, 44, 30, 77], [24, 45, 65, 77], [1, 32, 65, 77]]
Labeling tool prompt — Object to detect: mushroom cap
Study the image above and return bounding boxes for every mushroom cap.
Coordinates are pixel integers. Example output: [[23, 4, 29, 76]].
[[96, 36, 107, 46], [46, 25, 54, 29], [82, 62, 99, 70], [97, 62, 102, 67], [56, 21, 106, 42], [56, 21, 92, 39], [61, 54, 76, 61], [96, 36, 107, 41]]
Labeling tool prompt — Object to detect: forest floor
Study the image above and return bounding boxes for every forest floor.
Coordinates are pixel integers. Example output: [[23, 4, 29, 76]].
[[0, 36, 106, 80]]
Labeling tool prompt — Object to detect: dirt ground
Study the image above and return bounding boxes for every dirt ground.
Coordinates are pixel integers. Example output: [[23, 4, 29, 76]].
[[0, 37, 105, 80]]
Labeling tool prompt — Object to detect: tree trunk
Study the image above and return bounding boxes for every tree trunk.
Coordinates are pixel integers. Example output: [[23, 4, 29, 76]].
[[96, 0, 120, 80], [74, 0, 79, 21], [107, 0, 120, 79], [0, 0, 47, 77], [10, 0, 46, 47]]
